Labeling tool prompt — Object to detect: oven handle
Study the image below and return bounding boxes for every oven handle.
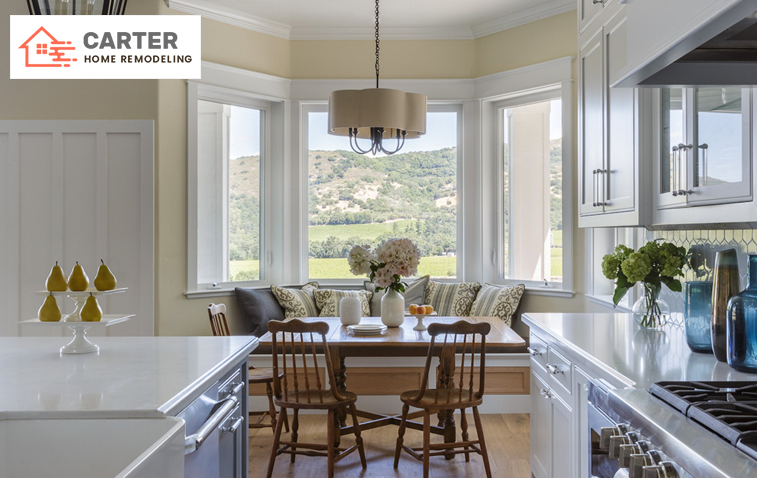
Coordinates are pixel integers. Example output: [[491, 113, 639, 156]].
[[184, 395, 239, 455]]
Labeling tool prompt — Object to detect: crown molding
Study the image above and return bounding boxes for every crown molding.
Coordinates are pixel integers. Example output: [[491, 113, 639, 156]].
[[166, 0, 575, 41]]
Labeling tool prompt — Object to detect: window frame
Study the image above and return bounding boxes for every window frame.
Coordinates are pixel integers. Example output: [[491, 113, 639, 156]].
[[300, 101, 465, 286], [187, 82, 274, 293]]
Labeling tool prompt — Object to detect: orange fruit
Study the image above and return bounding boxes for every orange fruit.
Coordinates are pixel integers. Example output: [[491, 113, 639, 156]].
[[409, 304, 418, 314], [426, 305, 434, 314], [418, 305, 428, 314]]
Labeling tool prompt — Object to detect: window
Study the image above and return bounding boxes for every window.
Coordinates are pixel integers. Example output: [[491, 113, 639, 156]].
[[36, 43, 47, 55], [304, 104, 462, 281], [500, 97, 564, 285], [189, 87, 271, 290]]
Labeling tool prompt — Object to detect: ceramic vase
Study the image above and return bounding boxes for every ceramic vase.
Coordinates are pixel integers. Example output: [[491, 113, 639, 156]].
[[381, 288, 405, 327], [684, 281, 714, 353], [727, 254, 757, 372], [712, 248, 740, 362], [339, 296, 362, 326]]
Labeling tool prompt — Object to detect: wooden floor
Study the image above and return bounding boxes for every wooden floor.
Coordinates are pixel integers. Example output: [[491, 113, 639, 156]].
[[249, 413, 530, 478]]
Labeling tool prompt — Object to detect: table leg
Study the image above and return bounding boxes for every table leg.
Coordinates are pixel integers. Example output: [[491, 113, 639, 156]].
[[436, 349, 457, 460], [329, 346, 347, 447]]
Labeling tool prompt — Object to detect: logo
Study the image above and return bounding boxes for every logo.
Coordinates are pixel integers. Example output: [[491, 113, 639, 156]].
[[19, 26, 76, 68]]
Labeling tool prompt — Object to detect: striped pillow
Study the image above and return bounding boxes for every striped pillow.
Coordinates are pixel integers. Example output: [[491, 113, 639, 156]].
[[424, 281, 482, 317], [271, 282, 320, 318], [469, 284, 525, 327], [313, 289, 373, 317]]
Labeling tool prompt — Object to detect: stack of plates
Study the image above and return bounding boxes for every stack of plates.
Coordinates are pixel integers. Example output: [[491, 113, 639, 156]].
[[347, 324, 388, 336]]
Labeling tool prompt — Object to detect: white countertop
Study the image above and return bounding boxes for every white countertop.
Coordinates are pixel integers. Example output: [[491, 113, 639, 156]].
[[0, 336, 257, 419], [522, 313, 757, 389]]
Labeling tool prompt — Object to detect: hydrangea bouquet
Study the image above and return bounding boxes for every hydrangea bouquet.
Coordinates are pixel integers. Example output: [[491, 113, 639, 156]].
[[348, 238, 421, 292], [602, 239, 687, 328]]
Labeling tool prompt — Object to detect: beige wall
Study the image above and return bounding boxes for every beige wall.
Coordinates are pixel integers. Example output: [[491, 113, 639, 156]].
[[1, 3, 602, 336]]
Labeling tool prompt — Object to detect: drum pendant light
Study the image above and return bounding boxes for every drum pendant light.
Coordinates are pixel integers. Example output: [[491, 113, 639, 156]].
[[328, 0, 427, 155]]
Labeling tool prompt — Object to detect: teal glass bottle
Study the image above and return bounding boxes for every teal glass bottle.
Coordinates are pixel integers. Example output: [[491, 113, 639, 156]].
[[684, 281, 713, 353], [727, 254, 757, 372]]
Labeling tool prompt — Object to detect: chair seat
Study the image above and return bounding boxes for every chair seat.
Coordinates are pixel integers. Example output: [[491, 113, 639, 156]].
[[248, 367, 282, 383], [274, 390, 358, 410], [400, 389, 483, 410]]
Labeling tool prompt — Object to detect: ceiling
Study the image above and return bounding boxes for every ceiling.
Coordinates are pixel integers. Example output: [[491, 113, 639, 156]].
[[168, 0, 576, 40]]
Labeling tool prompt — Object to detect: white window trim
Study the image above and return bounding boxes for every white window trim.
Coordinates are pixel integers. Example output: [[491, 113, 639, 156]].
[[300, 102, 465, 285], [187, 82, 277, 294]]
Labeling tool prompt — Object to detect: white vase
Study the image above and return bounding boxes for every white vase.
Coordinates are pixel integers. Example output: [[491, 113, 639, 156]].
[[339, 296, 362, 326], [381, 288, 405, 327]]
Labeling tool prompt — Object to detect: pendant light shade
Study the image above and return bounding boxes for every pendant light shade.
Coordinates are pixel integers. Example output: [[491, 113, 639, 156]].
[[327, 0, 427, 155]]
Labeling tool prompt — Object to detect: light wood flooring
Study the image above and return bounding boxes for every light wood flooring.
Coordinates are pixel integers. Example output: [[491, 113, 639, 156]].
[[249, 413, 530, 478]]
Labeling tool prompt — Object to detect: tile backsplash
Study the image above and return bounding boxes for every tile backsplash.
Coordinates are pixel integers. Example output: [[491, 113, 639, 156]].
[[649, 229, 756, 314]]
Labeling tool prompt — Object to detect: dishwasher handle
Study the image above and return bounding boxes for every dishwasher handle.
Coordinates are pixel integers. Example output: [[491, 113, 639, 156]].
[[184, 395, 239, 455]]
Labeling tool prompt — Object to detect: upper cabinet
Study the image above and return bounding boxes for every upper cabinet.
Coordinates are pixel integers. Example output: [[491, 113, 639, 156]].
[[578, 0, 606, 33]]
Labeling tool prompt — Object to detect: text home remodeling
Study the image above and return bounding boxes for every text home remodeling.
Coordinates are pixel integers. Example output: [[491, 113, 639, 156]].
[[81, 31, 192, 64]]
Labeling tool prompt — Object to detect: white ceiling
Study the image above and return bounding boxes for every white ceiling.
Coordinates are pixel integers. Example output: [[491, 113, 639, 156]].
[[168, 0, 576, 40]]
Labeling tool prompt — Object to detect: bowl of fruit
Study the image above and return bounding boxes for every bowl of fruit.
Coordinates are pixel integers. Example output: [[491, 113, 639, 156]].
[[406, 304, 437, 331]]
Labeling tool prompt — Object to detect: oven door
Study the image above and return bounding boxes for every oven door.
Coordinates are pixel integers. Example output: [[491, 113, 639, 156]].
[[588, 380, 622, 478]]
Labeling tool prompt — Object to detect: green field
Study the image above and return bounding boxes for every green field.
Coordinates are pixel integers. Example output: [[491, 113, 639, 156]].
[[309, 221, 416, 243]]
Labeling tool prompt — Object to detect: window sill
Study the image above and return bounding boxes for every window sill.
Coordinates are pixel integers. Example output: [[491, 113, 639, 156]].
[[523, 287, 575, 298], [586, 294, 633, 313]]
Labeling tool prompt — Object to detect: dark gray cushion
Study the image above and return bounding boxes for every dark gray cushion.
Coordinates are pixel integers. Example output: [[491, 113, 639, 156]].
[[235, 287, 285, 337]]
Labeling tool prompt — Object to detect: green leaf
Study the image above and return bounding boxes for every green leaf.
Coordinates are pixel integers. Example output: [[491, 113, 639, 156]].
[[662, 278, 682, 292], [612, 286, 631, 306]]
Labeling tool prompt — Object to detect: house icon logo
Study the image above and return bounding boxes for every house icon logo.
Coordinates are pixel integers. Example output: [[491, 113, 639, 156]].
[[19, 26, 77, 67]]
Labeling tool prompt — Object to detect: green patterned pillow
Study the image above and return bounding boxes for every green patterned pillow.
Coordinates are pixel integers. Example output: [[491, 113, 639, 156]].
[[469, 284, 525, 327], [424, 281, 482, 317], [313, 289, 373, 317], [270, 282, 320, 319]]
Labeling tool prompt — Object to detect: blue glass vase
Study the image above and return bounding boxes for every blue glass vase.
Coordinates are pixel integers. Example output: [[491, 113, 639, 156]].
[[727, 254, 757, 372], [684, 281, 713, 353]]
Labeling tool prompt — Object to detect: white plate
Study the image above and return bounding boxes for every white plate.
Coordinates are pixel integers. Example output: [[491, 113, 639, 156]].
[[347, 324, 387, 335]]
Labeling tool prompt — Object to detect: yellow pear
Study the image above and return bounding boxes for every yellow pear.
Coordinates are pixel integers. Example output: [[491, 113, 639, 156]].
[[38, 294, 61, 322], [81, 294, 102, 322], [68, 262, 89, 291], [46, 261, 67, 292], [94, 259, 117, 291]]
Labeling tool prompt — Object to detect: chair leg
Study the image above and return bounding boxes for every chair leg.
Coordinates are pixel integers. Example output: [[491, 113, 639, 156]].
[[327, 409, 336, 478], [290, 409, 299, 464], [349, 404, 367, 469], [472, 407, 493, 478], [460, 407, 471, 462], [422, 409, 431, 478], [265, 382, 277, 431], [266, 407, 286, 478], [394, 404, 410, 469]]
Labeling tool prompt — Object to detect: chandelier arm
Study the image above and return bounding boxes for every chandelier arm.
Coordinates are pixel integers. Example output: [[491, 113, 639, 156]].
[[375, 0, 380, 89], [349, 130, 373, 155]]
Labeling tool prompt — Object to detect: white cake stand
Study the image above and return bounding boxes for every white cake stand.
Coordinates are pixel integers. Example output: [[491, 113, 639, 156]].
[[33, 288, 127, 322], [19, 315, 134, 354], [405, 312, 438, 331]]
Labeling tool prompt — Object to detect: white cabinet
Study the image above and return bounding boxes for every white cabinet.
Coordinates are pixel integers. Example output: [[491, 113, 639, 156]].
[[530, 370, 574, 478], [578, 30, 605, 219], [572, 367, 592, 478], [578, 0, 605, 33]]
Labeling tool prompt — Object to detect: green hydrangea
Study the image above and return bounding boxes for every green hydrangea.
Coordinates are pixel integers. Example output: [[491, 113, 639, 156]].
[[621, 251, 653, 283], [659, 242, 686, 277], [602, 254, 621, 280]]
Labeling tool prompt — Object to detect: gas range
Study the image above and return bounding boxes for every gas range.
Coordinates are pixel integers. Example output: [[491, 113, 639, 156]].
[[589, 380, 757, 478]]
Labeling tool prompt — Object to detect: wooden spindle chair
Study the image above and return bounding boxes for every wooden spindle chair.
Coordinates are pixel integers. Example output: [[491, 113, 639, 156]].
[[207, 303, 288, 433], [266, 319, 367, 478], [393, 320, 493, 478]]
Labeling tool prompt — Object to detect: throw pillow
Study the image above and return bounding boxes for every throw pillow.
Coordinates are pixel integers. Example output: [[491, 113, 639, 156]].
[[469, 283, 526, 327], [313, 289, 373, 317], [234, 287, 286, 337], [424, 281, 482, 317], [270, 282, 320, 319], [364, 275, 430, 316]]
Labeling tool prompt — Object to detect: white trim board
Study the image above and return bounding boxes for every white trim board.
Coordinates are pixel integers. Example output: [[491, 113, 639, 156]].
[[167, 0, 575, 41]]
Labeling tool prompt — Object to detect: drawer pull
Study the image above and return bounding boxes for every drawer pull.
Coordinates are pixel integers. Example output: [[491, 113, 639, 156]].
[[546, 364, 563, 375], [592, 0, 603, 4], [527, 347, 542, 357], [539, 388, 552, 399]]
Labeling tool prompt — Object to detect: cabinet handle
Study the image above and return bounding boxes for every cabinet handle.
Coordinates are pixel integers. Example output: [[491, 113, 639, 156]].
[[592, 169, 599, 207], [527, 346, 542, 357], [598, 168, 607, 207], [592, 0, 603, 4], [671, 145, 679, 197], [546, 364, 563, 375], [539, 388, 552, 399], [677, 144, 694, 196], [699, 143, 708, 187]]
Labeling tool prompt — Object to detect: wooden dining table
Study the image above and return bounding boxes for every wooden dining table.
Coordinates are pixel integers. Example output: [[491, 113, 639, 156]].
[[255, 316, 525, 459]]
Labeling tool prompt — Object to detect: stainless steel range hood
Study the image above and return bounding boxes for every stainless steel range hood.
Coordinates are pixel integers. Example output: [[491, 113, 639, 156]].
[[614, 0, 757, 88]]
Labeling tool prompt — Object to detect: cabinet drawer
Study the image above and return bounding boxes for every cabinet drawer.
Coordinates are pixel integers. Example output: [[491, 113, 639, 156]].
[[528, 333, 549, 373], [546, 346, 573, 399]]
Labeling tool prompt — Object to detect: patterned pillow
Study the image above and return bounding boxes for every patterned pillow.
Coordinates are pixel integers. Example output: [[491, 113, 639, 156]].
[[364, 275, 430, 316], [424, 281, 482, 317], [270, 282, 320, 319], [313, 289, 373, 317], [469, 284, 526, 327]]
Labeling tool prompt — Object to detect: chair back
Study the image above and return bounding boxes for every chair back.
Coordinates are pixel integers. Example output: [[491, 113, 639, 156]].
[[418, 320, 491, 402], [208, 303, 231, 337], [267, 319, 346, 404]]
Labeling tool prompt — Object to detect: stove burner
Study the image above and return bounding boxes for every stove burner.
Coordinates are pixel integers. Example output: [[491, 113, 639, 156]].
[[651, 381, 757, 460]]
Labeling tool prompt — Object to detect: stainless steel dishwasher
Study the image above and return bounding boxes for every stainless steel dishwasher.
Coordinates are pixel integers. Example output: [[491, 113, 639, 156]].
[[179, 363, 248, 478]]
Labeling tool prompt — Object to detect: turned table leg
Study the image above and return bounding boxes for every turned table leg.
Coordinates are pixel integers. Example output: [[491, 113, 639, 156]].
[[329, 346, 347, 447], [436, 349, 457, 460]]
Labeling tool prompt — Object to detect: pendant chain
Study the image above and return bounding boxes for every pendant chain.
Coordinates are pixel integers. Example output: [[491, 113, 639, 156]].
[[375, 0, 380, 89]]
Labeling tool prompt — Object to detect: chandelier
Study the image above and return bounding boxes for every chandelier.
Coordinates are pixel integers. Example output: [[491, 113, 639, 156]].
[[26, 0, 129, 15], [328, 0, 427, 155]]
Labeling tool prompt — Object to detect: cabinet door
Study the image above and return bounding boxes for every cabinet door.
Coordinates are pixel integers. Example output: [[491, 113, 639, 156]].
[[530, 371, 552, 478], [603, 9, 636, 214], [573, 368, 591, 478], [658, 88, 689, 208], [550, 393, 574, 478], [579, 0, 604, 33], [687, 87, 752, 205], [579, 30, 606, 217]]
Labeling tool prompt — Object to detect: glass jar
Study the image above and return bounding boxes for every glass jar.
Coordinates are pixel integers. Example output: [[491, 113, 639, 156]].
[[632, 283, 669, 330], [727, 254, 757, 372], [684, 281, 714, 353]]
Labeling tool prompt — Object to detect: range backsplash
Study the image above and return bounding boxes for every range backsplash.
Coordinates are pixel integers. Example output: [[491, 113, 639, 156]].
[[649, 229, 755, 314]]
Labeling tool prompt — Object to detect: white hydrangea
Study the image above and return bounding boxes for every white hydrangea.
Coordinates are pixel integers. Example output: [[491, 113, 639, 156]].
[[347, 245, 375, 277]]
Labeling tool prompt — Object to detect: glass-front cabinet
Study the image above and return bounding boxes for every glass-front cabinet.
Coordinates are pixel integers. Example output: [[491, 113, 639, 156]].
[[658, 87, 752, 210]]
